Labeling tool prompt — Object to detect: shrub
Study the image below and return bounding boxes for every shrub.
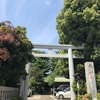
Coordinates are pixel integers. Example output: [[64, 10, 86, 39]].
[[72, 80, 86, 95], [97, 93, 100, 99], [72, 81, 78, 95], [78, 95, 84, 100]]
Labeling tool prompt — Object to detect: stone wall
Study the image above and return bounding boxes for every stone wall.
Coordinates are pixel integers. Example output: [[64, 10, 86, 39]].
[[0, 86, 19, 100]]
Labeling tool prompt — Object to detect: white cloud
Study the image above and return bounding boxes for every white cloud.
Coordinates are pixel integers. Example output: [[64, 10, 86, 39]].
[[44, 0, 51, 5]]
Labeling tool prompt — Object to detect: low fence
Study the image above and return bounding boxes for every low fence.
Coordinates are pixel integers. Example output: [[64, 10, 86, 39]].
[[0, 86, 19, 100]]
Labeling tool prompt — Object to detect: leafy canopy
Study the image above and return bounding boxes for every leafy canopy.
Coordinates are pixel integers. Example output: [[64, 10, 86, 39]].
[[0, 21, 33, 86], [56, 0, 100, 92]]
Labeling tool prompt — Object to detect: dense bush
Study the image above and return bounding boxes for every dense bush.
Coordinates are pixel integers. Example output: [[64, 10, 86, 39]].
[[97, 93, 100, 99], [72, 80, 86, 95]]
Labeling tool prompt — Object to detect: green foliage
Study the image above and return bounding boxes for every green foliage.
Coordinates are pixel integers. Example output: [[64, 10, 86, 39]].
[[97, 93, 100, 99], [96, 72, 100, 92], [72, 81, 78, 95], [78, 95, 84, 100], [56, 0, 100, 61], [45, 57, 69, 85], [76, 64, 85, 81], [29, 50, 64, 87], [54, 58, 69, 77], [56, 0, 100, 92], [29, 66, 44, 85], [73, 50, 83, 57], [91, 47, 100, 61], [30, 50, 69, 88], [72, 80, 86, 98], [0, 21, 33, 86], [44, 72, 56, 86], [79, 80, 86, 95], [29, 50, 51, 92]]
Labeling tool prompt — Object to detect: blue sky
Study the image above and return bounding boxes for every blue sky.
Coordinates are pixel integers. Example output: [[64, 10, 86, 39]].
[[0, 0, 63, 44]]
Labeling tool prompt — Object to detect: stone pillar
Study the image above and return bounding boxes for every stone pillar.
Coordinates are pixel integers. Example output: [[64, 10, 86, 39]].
[[19, 75, 25, 99], [68, 48, 76, 100], [85, 62, 97, 100], [24, 63, 31, 100]]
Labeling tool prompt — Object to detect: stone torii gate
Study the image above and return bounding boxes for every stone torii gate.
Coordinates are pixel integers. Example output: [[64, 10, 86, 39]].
[[24, 44, 84, 100]]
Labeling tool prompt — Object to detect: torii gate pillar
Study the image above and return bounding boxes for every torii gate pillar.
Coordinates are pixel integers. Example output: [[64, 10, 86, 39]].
[[68, 48, 75, 100], [24, 63, 31, 100]]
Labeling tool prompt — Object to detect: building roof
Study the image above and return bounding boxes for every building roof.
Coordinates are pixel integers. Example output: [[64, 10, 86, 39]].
[[54, 76, 70, 82]]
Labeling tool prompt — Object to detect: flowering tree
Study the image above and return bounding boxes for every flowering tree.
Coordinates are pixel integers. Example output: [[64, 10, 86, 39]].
[[0, 21, 33, 86], [0, 21, 16, 60]]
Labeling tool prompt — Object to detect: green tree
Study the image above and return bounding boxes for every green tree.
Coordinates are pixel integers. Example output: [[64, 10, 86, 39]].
[[30, 50, 63, 91], [56, 0, 100, 60], [56, 0, 100, 92], [29, 50, 51, 93], [96, 72, 100, 91], [0, 21, 33, 86], [45, 53, 69, 86]]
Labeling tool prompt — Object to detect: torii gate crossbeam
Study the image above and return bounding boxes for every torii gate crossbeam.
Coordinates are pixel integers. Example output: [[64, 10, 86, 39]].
[[33, 43, 84, 49], [33, 44, 84, 58]]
